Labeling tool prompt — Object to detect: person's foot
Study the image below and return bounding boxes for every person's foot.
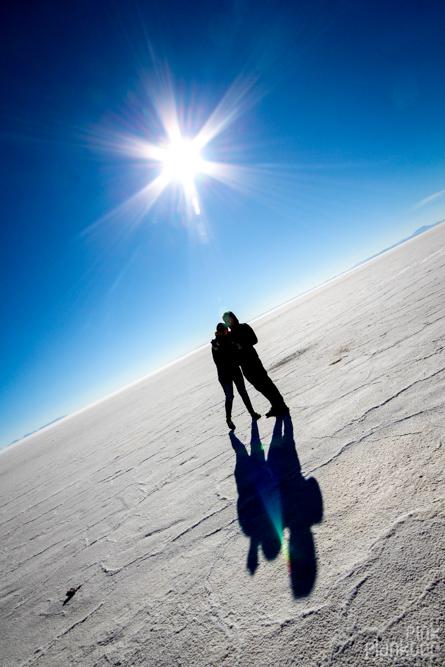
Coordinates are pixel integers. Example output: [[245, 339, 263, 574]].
[[227, 418, 236, 430], [250, 412, 261, 421], [266, 405, 289, 418]]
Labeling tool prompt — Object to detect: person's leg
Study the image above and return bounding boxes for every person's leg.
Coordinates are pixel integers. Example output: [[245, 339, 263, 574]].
[[233, 373, 261, 420], [241, 362, 265, 394], [219, 379, 236, 429], [260, 374, 288, 415], [242, 362, 288, 416]]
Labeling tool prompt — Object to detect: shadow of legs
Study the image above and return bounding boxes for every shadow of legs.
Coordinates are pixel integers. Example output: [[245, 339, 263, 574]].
[[231, 416, 324, 597]]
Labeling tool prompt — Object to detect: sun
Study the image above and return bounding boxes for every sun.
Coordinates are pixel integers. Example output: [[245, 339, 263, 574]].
[[93, 63, 264, 234], [161, 136, 203, 192]]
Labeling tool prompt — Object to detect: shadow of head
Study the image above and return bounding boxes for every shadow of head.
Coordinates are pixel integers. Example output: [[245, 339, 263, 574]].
[[230, 416, 323, 597]]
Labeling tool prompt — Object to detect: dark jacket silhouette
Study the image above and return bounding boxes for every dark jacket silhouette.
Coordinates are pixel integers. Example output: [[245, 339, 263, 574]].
[[211, 333, 240, 381], [211, 324, 259, 427]]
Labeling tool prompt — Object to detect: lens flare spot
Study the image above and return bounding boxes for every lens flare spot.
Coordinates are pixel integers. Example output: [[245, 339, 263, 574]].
[[192, 195, 201, 215], [281, 529, 292, 573]]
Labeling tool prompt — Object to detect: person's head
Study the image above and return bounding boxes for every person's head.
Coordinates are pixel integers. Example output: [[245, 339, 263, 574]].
[[222, 311, 238, 328], [215, 322, 229, 336]]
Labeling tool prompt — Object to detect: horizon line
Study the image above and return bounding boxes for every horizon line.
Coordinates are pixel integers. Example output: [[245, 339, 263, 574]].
[[3, 219, 444, 454]]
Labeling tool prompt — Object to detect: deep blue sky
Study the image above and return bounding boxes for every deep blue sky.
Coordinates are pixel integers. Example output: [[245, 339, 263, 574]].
[[1, 0, 445, 448]]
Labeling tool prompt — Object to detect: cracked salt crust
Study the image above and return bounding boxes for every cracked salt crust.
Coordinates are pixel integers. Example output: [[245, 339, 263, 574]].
[[0, 223, 444, 666]]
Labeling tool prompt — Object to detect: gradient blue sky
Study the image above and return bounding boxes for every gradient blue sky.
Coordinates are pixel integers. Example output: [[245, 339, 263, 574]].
[[1, 0, 445, 448]]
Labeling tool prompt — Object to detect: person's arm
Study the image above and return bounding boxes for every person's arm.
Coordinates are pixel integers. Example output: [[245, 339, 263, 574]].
[[211, 341, 220, 367], [243, 324, 258, 346]]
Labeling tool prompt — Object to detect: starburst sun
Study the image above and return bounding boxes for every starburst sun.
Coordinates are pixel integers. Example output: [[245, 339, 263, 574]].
[[161, 136, 203, 191], [92, 65, 265, 241]]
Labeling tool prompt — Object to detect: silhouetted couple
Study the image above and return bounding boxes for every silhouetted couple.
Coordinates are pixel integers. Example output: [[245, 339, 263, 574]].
[[211, 311, 288, 430]]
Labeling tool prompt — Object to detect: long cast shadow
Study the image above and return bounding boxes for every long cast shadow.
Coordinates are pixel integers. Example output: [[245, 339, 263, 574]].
[[230, 415, 323, 597]]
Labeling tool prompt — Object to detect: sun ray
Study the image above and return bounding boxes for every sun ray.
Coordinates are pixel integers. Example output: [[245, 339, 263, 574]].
[[193, 71, 263, 150], [81, 170, 171, 238]]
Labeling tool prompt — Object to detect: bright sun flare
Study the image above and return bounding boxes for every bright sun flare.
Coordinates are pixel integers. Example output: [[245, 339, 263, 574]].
[[99, 66, 262, 235], [162, 136, 203, 190]]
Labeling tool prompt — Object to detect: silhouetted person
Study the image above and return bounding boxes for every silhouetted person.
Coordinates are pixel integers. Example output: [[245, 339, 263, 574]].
[[211, 322, 261, 430], [222, 311, 289, 417]]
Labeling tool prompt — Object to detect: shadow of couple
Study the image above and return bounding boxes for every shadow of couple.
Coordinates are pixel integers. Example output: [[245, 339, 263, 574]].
[[230, 415, 323, 597]]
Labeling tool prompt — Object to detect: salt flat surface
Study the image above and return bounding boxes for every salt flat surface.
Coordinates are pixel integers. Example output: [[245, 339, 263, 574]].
[[1, 224, 444, 666]]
